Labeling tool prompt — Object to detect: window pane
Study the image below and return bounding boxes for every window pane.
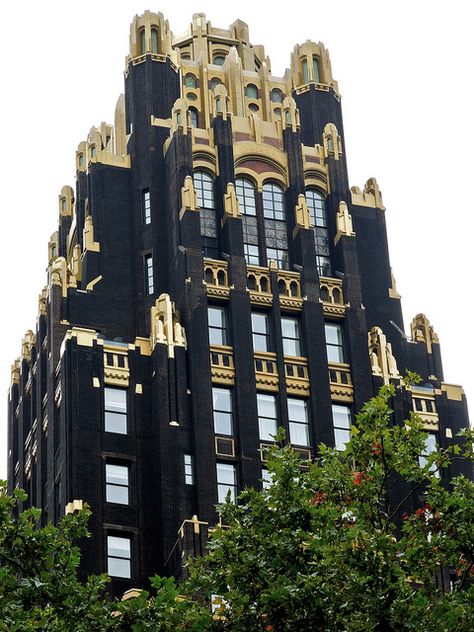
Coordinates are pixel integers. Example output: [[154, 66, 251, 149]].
[[213, 387, 232, 411], [334, 428, 351, 451], [259, 418, 277, 441], [106, 484, 129, 505], [252, 313, 268, 334], [209, 328, 225, 346], [262, 469, 273, 489], [288, 398, 307, 422], [289, 421, 309, 446], [257, 393, 277, 418], [108, 557, 131, 578], [332, 405, 351, 429], [105, 388, 127, 412], [105, 412, 127, 434], [106, 464, 128, 485], [208, 306, 225, 328], [214, 412, 233, 435], [216, 463, 236, 485], [325, 323, 342, 345], [108, 536, 130, 559]]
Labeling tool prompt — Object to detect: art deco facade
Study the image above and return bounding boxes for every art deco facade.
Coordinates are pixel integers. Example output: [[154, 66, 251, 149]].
[[7, 11, 471, 592]]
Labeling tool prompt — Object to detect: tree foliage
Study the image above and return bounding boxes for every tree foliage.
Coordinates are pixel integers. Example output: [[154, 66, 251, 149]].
[[1, 384, 473, 630]]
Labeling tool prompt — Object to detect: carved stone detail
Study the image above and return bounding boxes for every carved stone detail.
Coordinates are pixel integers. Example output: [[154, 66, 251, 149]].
[[150, 293, 187, 357], [335, 201, 355, 244], [411, 314, 439, 354], [368, 326, 401, 384]]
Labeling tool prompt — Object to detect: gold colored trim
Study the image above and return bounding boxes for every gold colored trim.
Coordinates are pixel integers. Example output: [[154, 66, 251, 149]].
[[285, 356, 310, 396], [65, 499, 83, 515], [293, 193, 310, 236], [179, 175, 198, 221], [204, 258, 230, 299], [11, 358, 20, 386], [334, 201, 355, 245], [388, 268, 401, 299], [64, 327, 98, 348], [178, 514, 209, 539], [254, 351, 279, 392], [150, 293, 187, 357], [411, 314, 439, 354], [122, 589, 143, 602], [350, 178, 385, 210], [59, 185, 74, 218], [222, 182, 241, 223], [104, 344, 130, 387], [135, 384, 143, 394], [85, 275, 102, 292], [93, 377, 100, 388], [328, 362, 353, 403], [441, 383, 464, 401], [83, 215, 100, 253], [215, 436, 236, 458], [320, 277, 346, 318], [210, 344, 235, 385], [134, 337, 152, 356], [368, 326, 401, 384]]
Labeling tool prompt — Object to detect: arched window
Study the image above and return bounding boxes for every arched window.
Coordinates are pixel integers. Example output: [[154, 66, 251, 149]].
[[176, 111, 182, 126], [302, 58, 309, 83], [262, 182, 285, 220], [184, 73, 197, 89], [271, 88, 283, 103], [140, 28, 146, 55], [263, 182, 289, 269], [327, 136, 334, 152], [78, 154, 84, 168], [194, 171, 218, 259], [189, 108, 198, 128], [210, 77, 222, 91], [213, 53, 226, 66], [312, 56, 320, 83], [236, 178, 256, 216], [306, 189, 331, 277], [151, 28, 158, 54], [90, 145, 96, 158], [249, 103, 259, 112], [245, 84, 258, 99], [61, 199, 67, 212], [236, 178, 259, 266]]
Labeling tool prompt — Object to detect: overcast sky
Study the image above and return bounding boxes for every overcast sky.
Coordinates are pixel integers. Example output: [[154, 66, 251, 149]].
[[0, 1, 472, 479]]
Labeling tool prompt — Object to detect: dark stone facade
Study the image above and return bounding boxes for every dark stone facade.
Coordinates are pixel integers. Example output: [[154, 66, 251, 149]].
[[7, 11, 471, 595]]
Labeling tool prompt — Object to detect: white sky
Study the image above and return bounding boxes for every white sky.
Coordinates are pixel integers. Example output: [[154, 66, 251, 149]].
[[1, 1, 472, 479]]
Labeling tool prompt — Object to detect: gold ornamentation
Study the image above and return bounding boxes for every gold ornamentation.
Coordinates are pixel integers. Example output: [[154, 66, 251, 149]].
[[368, 326, 401, 384], [334, 201, 355, 244], [150, 293, 187, 358], [411, 314, 439, 354], [222, 182, 240, 223], [180, 175, 198, 220]]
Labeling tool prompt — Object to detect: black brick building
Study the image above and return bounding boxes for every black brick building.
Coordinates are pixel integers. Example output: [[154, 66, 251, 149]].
[[7, 11, 471, 593]]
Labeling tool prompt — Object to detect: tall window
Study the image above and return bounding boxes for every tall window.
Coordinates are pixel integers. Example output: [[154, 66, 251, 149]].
[[332, 404, 351, 450], [245, 84, 258, 99], [208, 306, 228, 346], [106, 463, 129, 505], [194, 171, 218, 259], [104, 388, 127, 434], [288, 398, 309, 446], [271, 88, 283, 103], [107, 535, 131, 578], [151, 27, 158, 54], [252, 312, 270, 352], [140, 29, 146, 55], [302, 58, 309, 83], [142, 189, 151, 225], [216, 463, 237, 503], [263, 182, 289, 269], [281, 316, 301, 356], [184, 73, 197, 88], [306, 189, 331, 276], [184, 454, 194, 485], [213, 387, 233, 435], [312, 55, 320, 83], [419, 433, 439, 477], [189, 108, 198, 128], [145, 254, 154, 294], [236, 178, 259, 266], [325, 323, 345, 363], [257, 393, 278, 441]]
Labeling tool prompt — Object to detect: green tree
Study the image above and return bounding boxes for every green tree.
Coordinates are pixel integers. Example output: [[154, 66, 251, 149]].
[[189, 384, 474, 631], [1, 384, 473, 631]]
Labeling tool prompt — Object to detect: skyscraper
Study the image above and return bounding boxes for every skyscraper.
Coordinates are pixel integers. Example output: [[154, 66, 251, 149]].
[[7, 11, 470, 593]]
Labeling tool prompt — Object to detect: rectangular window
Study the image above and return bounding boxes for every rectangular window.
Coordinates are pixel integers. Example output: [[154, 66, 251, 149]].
[[142, 189, 151, 225], [212, 387, 233, 435], [145, 254, 154, 295], [252, 312, 270, 352], [261, 468, 273, 490], [242, 216, 259, 266], [208, 306, 228, 346], [107, 535, 131, 579], [419, 433, 440, 477], [288, 398, 309, 446], [106, 463, 129, 505], [216, 463, 237, 503], [281, 316, 301, 356], [316, 255, 332, 277], [266, 247, 289, 270], [244, 243, 260, 266], [332, 404, 351, 450], [257, 393, 278, 441], [104, 388, 127, 434], [325, 323, 345, 363], [184, 454, 193, 485]]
